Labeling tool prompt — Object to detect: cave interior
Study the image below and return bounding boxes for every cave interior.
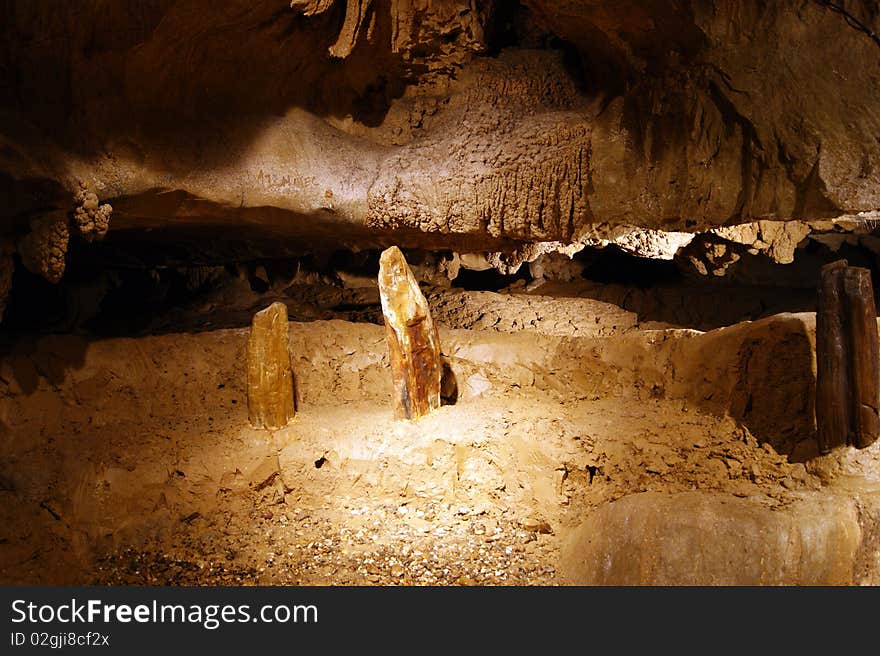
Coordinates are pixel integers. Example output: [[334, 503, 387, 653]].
[[1, 0, 880, 586]]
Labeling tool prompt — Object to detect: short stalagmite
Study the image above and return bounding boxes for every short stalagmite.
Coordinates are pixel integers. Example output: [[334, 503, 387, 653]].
[[816, 260, 880, 453], [378, 246, 442, 420], [247, 301, 295, 429]]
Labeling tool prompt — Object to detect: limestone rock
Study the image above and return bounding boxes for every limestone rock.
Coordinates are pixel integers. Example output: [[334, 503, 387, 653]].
[[291, 0, 490, 69], [18, 214, 69, 284], [678, 234, 747, 277], [711, 221, 812, 264], [578, 226, 695, 260], [247, 302, 295, 430], [0, 1, 878, 288], [378, 246, 441, 420], [561, 491, 861, 585], [72, 182, 112, 242]]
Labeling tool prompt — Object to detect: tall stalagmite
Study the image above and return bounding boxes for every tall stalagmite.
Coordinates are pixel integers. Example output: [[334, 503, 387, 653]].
[[378, 246, 442, 420], [247, 301, 296, 429], [816, 260, 880, 453]]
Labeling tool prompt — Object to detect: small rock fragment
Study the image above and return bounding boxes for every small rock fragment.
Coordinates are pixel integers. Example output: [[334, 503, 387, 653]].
[[521, 517, 552, 534]]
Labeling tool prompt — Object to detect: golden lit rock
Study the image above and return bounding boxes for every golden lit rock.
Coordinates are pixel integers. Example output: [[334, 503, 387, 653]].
[[247, 301, 295, 429], [378, 246, 441, 420]]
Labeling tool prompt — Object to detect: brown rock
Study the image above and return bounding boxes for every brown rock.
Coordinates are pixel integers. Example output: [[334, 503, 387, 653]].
[[816, 261, 880, 452], [247, 302, 295, 429], [378, 246, 441, 420], [842, 267, 880, 449]]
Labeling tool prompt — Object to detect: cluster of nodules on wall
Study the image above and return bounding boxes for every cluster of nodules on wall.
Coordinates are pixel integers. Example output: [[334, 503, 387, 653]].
[[0, 181, 112, 319]]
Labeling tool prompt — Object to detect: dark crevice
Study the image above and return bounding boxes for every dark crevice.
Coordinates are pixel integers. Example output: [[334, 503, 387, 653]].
[[484, 0, 521, 54], [812, 0, 880, 48], [5, 227, 880, 337]]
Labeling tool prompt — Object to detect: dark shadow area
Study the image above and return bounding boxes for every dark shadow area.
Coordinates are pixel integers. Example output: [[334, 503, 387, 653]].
[[452, 265, 532, 292], [0, 1, 410, 158], [727, 321, 818, 461], [580, 245, 680, 286], [679, 315, 820, 463], [440, 358, 458, 406], [528, 240, 880, 331], [0, 330, 89, 397], [0, 173, 71, 236]]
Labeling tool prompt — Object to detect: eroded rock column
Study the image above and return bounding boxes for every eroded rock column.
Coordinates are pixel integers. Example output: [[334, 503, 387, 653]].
[[816, 260, 880, 453], [247, 301, 295, 429], [378, 246, 441, 420]]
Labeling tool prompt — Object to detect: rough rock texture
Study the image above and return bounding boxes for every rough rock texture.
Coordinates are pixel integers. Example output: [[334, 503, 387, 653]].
[[17, 214, 69, 284], [0, 1, 878, 293], [428, 288, 638, 336], [580, 227, 695, 261], [291, 0, 491, 67], [816, 262, 880, 452], [247, 302, 296, 429], [72, 182, 112, 242], [561, 491, 864, 585], [712, 221, 813, 265], [378, 246, 442, 419]]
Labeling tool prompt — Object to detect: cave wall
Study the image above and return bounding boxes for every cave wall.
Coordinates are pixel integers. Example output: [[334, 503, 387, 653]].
[[0, 315, 826, 457]]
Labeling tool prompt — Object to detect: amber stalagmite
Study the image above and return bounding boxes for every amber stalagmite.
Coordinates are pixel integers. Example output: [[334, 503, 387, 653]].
[[247, 301, 295, 429], [378, 246, 441, 420]]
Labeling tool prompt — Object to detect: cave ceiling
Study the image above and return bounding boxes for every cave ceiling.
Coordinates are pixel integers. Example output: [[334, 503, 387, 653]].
[[0, 0, 878, 283]]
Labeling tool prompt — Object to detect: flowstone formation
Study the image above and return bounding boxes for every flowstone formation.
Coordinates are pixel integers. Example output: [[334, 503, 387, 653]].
[[247, 301, 296, 430], [378, 246, 442, 420]]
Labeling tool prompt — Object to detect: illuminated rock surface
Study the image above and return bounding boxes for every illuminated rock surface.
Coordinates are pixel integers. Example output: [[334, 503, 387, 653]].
[[247, 302, 295, 429], [378, 246, 441, 420], [561, 492, 863, 585]]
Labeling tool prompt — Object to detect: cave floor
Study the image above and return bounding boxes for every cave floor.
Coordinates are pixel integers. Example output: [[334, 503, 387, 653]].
[[1, 374, 815, 586]]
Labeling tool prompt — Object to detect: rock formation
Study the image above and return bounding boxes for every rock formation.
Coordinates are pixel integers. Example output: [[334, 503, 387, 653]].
[[0, 1, 877, 297], [561, 491, 862, 585], [816, 260, 880, 452], [17, 214, 69, 284], [72, 182, 113, 242], [247, 301, 296, 429], [378, 246, 442, 419]]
